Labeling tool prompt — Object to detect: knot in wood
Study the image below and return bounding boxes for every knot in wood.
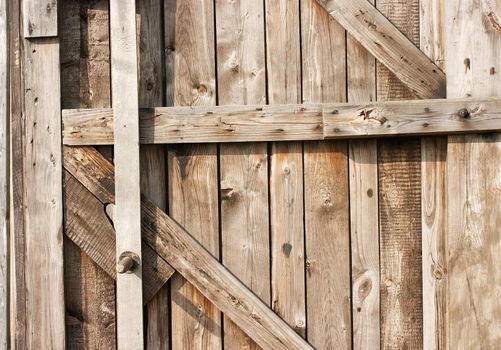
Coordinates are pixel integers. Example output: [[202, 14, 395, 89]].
[[117, 251, 140, 274]]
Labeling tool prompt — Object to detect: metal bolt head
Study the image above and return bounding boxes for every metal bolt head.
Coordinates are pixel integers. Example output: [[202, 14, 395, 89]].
[[458, 108, 470, 119]]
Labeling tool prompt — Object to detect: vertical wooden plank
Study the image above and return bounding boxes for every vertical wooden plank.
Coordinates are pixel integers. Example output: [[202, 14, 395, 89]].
[[215, 0, 269, 349], [301, 1, 351, 348], [109, 0, 143, 347], [23, 0, 57, 38], [420, 1, 446, 349], [346, 1, 379, 349], [376, 0, 423, 349], [136, 0, 169, 348], [23, 37, 65, 348], [265, 0, 306, 338], [445, 1, 501, 348], [0, 0, 8, 346], [59, 1, 117, 347], [166, 0, 221, 348]]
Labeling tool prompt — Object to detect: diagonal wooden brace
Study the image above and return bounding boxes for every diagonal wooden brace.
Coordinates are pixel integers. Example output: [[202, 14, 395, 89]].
[[63, 146, 314, 350]]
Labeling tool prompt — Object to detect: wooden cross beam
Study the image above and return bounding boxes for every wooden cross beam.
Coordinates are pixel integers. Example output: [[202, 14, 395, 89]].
[[62, 97, 501, 145], [63, 146, 314, 350]]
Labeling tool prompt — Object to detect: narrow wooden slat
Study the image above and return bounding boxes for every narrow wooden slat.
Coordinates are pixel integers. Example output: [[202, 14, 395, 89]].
[[215, 0, 269, 348], [266, 0, 306, 338], [301, 1, 351, 348], [64, 146, 314, 350], [420, 1, 446, 349], [23, 0, 57, 37], [445, 1, 501, 348], [315, 0, 445, 99], [166, 0, 221, 348], [23, 38, 65, 349], [64, 171, 175, 303], [59, 1, 116, 346], [109, 0, 143, 347], [135, 0, 170, 347], [346, 0, 380, 347], [323, 98, 501, 138], [62, 104, 323, 145], [0, 0, 8, 345], [376, 0, 423, 348]]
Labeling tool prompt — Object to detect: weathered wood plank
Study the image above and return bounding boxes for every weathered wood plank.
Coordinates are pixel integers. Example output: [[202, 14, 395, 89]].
[[23, 38, 65, 349], [62, 97, 501, 144], [315, 0, 445, 99], [215, 0, 269, 348], [59, 0, 117, 346], [346, 0, 380, 347], [64, 146, 314, 350], [62, 104, 323, 145], [136, 0, 170, 347], [266, 0, 306, 338], [445, 0, 501, 348], [64, 170, 174, 303], [301, 1, 351, 347], [323, 98, 501, 138], [23, 0, 57, 37], [166, 0, 221, 348], [376, 0, 423, 348], [0, 0, 8, 345], [420, 1, 446, 349], [109, 0, 143, 347]]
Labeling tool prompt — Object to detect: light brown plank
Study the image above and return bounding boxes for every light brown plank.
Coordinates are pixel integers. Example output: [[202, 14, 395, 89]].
[[166, 0, 222, 348], [301, 1, 351, 348], [135, 0, 170, 347], [420, 1, 446, 349], [0, 0, 8, 345], [63, 170, 175, 304], [445, 0, 501, 348], [346, 0, 380, 348], [109, 0, 143, 347], [376, 0, 423, 348], [215, 0, 269, 348], [266, 0, 306, 338], [23, 0, 57, 37], [65, 146, 315, 350], [323, 98, 501, 138], [315, 0, 445, 99], [59, 0, 117, 346], [23, 38, 65, 349], [62, 104, 323, 145]]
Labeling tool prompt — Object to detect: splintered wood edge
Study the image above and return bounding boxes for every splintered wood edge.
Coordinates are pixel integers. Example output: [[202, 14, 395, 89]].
[[62, 98, 501, 144]]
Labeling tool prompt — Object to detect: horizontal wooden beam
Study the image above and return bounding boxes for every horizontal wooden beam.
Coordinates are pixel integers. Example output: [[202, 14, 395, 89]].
[[315, 0, 446, 99], [62, 98, 501, 144], [63, 146, 314, 350], [64, 170, 175, 303]]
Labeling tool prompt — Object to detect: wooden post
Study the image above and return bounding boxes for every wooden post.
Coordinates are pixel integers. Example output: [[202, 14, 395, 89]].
[[109, 0, 144, 347]]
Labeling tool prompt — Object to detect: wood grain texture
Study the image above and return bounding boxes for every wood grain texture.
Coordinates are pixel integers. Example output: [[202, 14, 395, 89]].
[[109, 0, 143, 347], [420, 1, 446, 349], [58, 0, 117, 346], [323, 98, 501, 138], [376, 0, 423, 348], [23, 0, 57, 37], [315, 0, 445, 99], [0, 0, 8, 345], [166, 0, 221, 348], [216, 0, 269, 348], [346, 0, 380, 347], [23, 38, 65, 349], [445, 0, 501, 348], [265, 0, 306, 337], [136, 0, 170, 347], [63, 170, 174, 304], [62, 104, 324, 145], [301, 2, 351, 348], [66, 146, 314, 350]]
